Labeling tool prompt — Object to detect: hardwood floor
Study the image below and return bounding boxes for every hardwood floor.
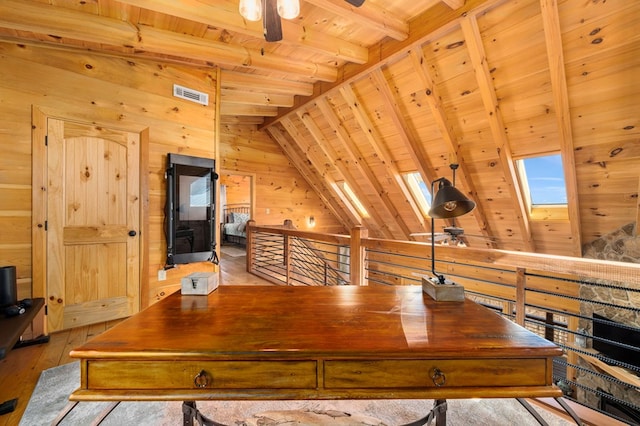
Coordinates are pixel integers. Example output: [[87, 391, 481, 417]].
[[0, 252, 271, 425]]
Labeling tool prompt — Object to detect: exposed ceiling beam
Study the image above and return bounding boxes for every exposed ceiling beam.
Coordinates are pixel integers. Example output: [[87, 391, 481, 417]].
[[279, 117, 365, 226], [369, 68, 436, 200], [295, 110, 397, 239], [315, 97, 428, 235], [220, 89, 294, 108], [264, 0, 506, 127], [266, 125, 355, 229], [304, 0, 409, 41], [220, 70, 314, 96], [441, 0, 466, 8], [115, 0, 369, 64], [461, 15, 536, 252], [408, 48, 495, 247], [339, 84, 428, 232], [219, 103, 278, 117], [0, 0, 337, 82], [540, 0, 583, 256]]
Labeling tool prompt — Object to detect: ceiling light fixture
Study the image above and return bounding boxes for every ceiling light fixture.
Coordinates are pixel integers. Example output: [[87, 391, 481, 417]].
[[239, 0, 262, 22], [239, 0, 300, 22]]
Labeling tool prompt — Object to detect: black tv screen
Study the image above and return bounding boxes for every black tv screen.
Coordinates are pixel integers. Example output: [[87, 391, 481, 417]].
[[592, 313, 640, 372]]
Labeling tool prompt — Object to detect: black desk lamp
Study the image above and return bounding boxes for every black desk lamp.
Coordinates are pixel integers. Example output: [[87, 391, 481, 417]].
[[424, 164, 476, 300]]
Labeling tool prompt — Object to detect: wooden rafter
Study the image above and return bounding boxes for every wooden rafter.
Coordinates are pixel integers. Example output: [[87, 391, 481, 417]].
[[295, 110, 397, 239], [265, 0, 503, 127], [0, 0, 337, 82], [114, 0, 369, 64], [266, 125, 355, 230], [315, 98, 428, 236], [369, 69, 436, 196], [220, 71, 314, 96], [220, 90, 294, 108], [339, 84, 427, 232], [539, 0, 583, 256], [279, 117, 366, 226], [408, 48, 494, 247], [460, 15, 536, 252], [304, 0, 408, 41]]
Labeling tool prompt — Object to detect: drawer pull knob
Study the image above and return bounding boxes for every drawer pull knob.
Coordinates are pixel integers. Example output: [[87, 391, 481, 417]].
[[193, 370, 210, 388], [431, 368, 446, 387]]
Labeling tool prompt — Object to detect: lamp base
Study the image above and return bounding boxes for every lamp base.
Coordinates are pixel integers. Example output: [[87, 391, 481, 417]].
[[422, 277, 465, 302]]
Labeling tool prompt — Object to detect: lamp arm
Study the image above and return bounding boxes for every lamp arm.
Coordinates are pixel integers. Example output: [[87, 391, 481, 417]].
[[430, 179, 446, 284]]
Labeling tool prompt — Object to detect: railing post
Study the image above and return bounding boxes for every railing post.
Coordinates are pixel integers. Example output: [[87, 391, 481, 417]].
[[246, 220, 256, 273], [284, 220, 293, 285], [350, 226, 368, 286], [515, 268, 526, 326]]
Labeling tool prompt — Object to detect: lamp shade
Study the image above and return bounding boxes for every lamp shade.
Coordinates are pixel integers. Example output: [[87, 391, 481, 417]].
[[239, 0, 262, 21], [429, 178, 475, 219]]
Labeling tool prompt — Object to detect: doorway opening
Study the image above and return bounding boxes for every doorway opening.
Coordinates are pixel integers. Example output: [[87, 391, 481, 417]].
[[219, 173, 253, 258]]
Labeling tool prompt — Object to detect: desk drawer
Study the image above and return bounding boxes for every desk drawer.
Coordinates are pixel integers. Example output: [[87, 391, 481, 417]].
[[87, 360, 317, 390], [324, 359, 548, 389]]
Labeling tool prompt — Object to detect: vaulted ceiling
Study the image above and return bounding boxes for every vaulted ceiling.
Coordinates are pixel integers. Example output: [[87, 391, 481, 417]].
[[1, 0, 638, 257]]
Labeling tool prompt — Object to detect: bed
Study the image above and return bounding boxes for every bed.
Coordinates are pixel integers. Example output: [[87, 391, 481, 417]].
[[221, 204, 250, 246]]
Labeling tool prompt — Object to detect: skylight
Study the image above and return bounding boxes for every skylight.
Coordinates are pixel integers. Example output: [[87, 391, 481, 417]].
[[403, 172, 431, 217], [337, 181, 369, 218], [518, 154, 567, 207]]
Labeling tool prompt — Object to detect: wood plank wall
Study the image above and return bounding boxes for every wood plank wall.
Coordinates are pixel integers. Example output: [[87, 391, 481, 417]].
[[0, 42, 343, 317]]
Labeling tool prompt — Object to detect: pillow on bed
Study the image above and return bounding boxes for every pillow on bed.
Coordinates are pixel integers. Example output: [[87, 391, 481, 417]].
[[236, 222, 246, 233], [235, 212, 250, 223]]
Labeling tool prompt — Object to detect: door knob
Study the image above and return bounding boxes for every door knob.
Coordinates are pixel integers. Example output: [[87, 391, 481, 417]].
[[128, 230, 137, 237]]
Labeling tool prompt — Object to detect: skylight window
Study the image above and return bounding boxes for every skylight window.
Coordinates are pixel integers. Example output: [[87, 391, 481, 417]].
[[403, 172, 431, 217], [518, 154, 567, 207], [336, 181, 369, 218]]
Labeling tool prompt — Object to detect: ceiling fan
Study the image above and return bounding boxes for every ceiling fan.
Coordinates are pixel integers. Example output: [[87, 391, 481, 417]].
[[240, 0, 366, 42], [412, 222, 499, 247]]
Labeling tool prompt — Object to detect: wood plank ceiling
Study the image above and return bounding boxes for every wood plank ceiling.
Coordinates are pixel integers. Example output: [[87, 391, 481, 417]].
[[1, 0, 638, 257]]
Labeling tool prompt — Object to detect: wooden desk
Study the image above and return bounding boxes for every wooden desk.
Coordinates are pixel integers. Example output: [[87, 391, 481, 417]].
[[70, 286, 562, 424]]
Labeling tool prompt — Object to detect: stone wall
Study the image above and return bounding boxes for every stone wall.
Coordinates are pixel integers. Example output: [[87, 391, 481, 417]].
[[576, 223, 639, 414]]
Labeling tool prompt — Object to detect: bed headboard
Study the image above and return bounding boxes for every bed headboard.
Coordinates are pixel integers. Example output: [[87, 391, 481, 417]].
[[223, 203, 250, 224]]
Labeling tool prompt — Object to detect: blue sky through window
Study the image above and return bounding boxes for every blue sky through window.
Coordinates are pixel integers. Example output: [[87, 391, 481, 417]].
[[521, 154, 567, 205]]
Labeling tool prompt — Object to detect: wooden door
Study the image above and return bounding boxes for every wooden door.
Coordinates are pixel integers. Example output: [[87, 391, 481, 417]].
[[46, 119, 140, 331]]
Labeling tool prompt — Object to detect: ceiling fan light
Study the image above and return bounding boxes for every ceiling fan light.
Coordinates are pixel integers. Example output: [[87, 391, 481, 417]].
[[239, 0, 262, 21], [277, 0, 300, 19]]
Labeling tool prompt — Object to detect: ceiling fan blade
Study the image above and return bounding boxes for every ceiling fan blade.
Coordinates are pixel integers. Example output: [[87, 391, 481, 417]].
[[263, 0, 283, 42], [345, 0, 365, 6]]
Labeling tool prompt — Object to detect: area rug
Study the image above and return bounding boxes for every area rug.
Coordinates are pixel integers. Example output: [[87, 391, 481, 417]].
[[21, 362, 573, 425], [220, 245, 246, 257]]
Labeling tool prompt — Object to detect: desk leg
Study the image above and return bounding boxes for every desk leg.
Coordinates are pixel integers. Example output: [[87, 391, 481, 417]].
[[400, 399, 448, 426], [182, 401, 229, 426]]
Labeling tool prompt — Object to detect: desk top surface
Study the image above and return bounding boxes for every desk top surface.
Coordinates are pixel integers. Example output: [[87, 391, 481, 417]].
[[71, 285, 560, 361]]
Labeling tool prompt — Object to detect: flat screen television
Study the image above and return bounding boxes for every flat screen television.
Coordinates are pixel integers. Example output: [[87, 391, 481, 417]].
[[592, 313, 640, 373], [165, 153, 218, 266]]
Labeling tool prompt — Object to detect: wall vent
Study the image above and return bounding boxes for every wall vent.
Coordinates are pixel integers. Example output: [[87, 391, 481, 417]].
[[173, 84, 209, 106]]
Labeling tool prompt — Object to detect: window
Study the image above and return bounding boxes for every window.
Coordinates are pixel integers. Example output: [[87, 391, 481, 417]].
[[335, 181, 369, 218], [517, 154, 568, 219], [403, 172, 431, 217]]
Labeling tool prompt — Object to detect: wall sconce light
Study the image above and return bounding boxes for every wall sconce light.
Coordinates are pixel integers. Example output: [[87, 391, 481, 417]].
[[307, 216, 316, 228], [424, 164, 475, 301]]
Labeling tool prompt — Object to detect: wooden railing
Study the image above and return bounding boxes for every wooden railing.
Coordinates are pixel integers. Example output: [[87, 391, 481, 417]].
[[246, 221, 640, 424]]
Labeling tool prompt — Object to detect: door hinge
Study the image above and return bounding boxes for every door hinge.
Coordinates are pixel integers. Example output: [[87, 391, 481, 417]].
[[44, 135, 48, 146], [44, 305, 48, 315], [44, 221, 48, 231]]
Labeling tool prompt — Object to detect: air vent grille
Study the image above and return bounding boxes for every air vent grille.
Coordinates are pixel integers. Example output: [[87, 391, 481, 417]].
[[173, 84, 209, 106]]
